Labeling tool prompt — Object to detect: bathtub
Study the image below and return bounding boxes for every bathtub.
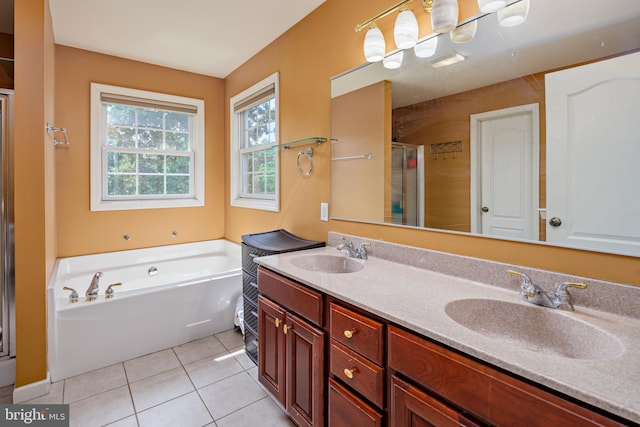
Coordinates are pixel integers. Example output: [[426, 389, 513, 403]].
[[47, 240, 242, 381]]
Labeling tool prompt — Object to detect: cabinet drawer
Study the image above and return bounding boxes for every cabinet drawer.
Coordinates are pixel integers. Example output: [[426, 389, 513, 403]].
[[330, 340, 384, 408], [329, 378, 383, 427], [330, 303, 384, 365], [258, 267, 322, 325]]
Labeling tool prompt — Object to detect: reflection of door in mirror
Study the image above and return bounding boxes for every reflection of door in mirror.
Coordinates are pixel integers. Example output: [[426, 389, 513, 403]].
[[391, 143, 424, 227], [546, 51, 640, 256], [470, 104, 540, 241]]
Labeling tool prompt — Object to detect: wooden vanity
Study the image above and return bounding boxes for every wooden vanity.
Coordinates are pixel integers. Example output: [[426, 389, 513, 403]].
[[256, 265, 630, 427]]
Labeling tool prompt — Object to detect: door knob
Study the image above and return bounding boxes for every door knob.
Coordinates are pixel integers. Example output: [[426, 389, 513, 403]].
[[481, 206, 489, 213], [549, 217, 562, 227]]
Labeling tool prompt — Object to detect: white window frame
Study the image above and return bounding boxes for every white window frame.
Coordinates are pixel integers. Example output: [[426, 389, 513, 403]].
[[90, 83, 205, 211], [230, 72, 280, 211]]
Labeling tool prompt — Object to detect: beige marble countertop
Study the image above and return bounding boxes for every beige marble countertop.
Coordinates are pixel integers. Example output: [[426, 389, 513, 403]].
[[255, 245, 640, 424]]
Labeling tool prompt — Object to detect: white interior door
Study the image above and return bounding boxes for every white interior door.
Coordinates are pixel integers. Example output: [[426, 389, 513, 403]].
[[546, 52, 640, 255], [471, 104, 539, 240]]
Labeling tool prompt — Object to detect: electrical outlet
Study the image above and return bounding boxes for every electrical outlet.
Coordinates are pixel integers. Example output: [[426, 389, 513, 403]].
[[320, 202, 329, 221]]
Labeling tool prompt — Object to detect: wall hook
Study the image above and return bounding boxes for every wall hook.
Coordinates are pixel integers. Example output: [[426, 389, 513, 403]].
[[46, 123, 70, 146]]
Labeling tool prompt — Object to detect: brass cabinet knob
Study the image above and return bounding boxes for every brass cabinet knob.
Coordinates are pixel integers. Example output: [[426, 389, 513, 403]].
[[343, 367, 358, 379], [343, 329, 356, 339], [275, 318, 280, 328], [284, 324, 292, 334]]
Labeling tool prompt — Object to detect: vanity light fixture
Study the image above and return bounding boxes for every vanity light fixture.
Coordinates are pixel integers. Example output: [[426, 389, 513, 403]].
[[477, 0, 507, 13], [414, 35, 438, 58], [450, 20, 477, 43], [430, 0, 459, 33], [498, 0, 530, 27], [394, 6, 420, 49], [383, 50, 405, 69], [364, 24, 386, 62], [430, 51, 466, 68]]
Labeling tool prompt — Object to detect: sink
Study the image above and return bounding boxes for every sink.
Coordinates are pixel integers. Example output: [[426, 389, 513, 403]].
[[445, 298, 624, 360], [290, 255, 364, 274]]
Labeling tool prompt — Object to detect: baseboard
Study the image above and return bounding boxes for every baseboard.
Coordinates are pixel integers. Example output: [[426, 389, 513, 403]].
[[12, 372, 50, 403]]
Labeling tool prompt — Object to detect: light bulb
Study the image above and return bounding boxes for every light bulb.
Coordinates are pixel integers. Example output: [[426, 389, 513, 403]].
[[364, 25, 386, 62], [394, 8, 419, 49]]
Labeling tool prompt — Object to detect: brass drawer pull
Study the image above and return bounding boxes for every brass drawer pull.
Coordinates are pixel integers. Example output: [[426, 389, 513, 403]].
[[343, 329, 356, 339], [343, 367, 358, 379]]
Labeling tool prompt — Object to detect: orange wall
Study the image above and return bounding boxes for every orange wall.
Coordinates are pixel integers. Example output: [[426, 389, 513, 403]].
[[224, 0, 640, 286], [14, 0, 56, 387], [54, 46, 226, 256]]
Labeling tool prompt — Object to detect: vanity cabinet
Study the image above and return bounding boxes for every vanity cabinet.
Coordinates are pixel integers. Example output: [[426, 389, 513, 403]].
[[257, 267, 325, 427]]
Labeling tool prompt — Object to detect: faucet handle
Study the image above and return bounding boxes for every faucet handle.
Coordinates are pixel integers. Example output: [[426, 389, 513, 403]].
[[507, 269, 537, 298], [63, 286, 79, 303], [553, 282, 587, 311], [554, 282, 587, 296], [105, 283, 122, 299]]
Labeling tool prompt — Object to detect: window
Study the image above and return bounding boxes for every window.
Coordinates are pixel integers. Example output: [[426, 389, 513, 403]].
[[90, 83, 205, 211], [230, 72, 279, 211]]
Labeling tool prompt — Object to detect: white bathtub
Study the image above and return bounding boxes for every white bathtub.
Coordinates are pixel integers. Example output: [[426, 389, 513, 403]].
[[47, 240, 242, 381]]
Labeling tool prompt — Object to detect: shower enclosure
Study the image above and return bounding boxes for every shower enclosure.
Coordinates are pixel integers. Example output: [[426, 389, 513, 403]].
[[390, 143, 424, 227], [0, 89, 15, 386]]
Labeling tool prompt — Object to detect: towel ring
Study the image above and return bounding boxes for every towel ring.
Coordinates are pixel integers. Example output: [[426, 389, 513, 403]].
[[296, 148, 313, 176]]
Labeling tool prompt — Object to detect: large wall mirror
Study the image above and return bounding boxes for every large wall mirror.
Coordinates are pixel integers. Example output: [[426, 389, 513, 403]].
[[330, 0, 640, 257]]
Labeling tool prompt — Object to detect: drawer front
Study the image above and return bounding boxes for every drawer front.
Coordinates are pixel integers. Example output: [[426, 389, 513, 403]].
[[258, 267, 322, 325], [329, 378, 383, 427], [330, 340, 384, 408], [330, 303, 384, 365]]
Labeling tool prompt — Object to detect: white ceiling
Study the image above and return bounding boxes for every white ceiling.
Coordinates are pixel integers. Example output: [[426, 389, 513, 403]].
[[48, 0, 326, 78]]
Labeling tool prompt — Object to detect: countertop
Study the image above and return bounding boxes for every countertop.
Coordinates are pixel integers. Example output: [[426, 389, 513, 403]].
[[254, 245, 640, 424]]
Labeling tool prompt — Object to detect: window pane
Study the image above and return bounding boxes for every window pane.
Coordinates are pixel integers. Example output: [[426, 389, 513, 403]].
[[166, 132, 189, 151], [139, 175, 164, 194], [107, 126, 136, 147], [166, 112, 189, 132], [138, 129, 163, 149], [108, 175, 136, 195], [107, 105, 135, 126], [167, 175, 190, 194], [108, 152, 136, 173], [139, 154, 164, 173], [166, 155, 190, 174], [138, 109, 164, 129]]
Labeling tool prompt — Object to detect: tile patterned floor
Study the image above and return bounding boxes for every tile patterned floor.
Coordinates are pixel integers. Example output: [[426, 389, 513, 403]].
[[20, 329, 295, 427]]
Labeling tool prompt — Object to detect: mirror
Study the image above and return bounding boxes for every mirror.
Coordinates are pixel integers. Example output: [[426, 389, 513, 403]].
[[330, 0, 640, 256]]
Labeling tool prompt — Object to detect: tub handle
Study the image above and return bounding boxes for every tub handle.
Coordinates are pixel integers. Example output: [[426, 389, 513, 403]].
[[63, 286, 79, 303], [105, 283, 122, 299]]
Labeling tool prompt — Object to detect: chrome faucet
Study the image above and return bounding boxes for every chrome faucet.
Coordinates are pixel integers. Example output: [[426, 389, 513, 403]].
[[337, 237, 371, 260], [507, 270, 587, 311], [86, 272, 103, 301]]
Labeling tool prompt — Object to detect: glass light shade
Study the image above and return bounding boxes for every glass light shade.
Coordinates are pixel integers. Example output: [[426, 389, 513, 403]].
[[363, 25, 386, 62], [477, 0, 507, 13], [498, 0, 530, 27], [450, 20, 477, 43], [431, 0, 459, 33], [414, 36, 438, 58], [383, 51, 404, 69], [394, 9, 419, 49]]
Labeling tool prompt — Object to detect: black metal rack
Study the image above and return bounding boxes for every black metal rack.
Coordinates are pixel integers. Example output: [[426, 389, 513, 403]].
[[241, 229, 324, 365]]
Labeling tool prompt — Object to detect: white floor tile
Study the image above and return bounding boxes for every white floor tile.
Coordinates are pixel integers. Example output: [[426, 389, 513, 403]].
[[69, 385, 134, 427], [64, 363, 127, 404], [184, 354, 244, 389], [137, 391, 212, 427], [104, 415, 139, 427], [129, 367, 194, 412], [198, 371, 266, 420], [215, 396, 294, 427], [173, 335, 227, 366], [124, 349, 181, 383], [215, 329, 244, 351]]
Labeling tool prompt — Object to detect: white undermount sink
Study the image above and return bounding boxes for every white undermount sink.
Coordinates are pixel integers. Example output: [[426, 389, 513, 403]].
[[290, 254, 364, 274], [445, 298, 624, 360]]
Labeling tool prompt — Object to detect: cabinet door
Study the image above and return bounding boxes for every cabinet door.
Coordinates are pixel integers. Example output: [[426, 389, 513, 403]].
[[391, 376, 483, 427], [329, 378, 383, 427], [258, 295, 286, 405], [285, 312, 325, 427]]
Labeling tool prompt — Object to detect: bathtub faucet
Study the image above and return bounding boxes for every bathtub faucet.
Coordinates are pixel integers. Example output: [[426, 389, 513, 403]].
[[86, 272, 103, 301]]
